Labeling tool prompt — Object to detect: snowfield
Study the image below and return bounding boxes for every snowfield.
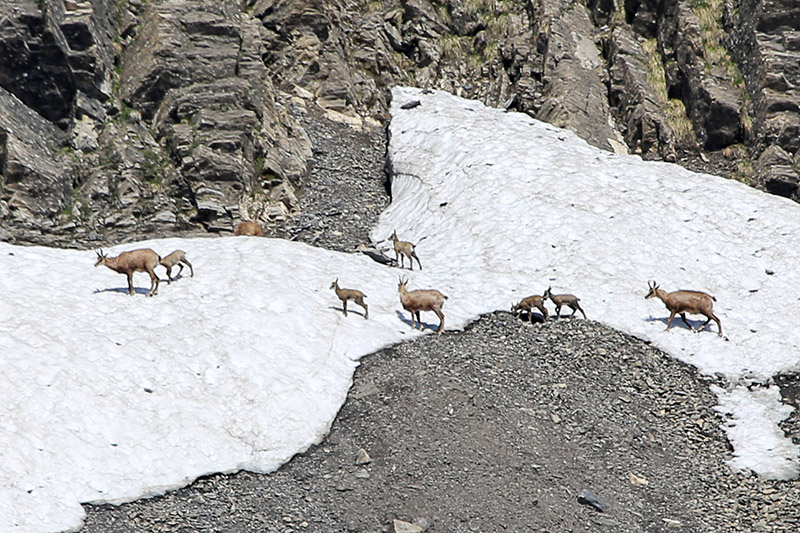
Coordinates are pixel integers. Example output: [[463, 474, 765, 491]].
[[1, 86, 799, 532]]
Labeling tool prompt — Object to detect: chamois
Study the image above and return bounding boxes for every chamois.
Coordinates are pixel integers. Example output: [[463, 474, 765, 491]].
[[543, 287, 586, 319], [95, 248, 160, 296], [645, 280, 722, 336], [159, 250, 194, 283], [397, 277, 447, 334], [330, 279, 369, 319], [234, 221, 263, 236], [512, 294, 549, 322], [389, 230, 422, 270]]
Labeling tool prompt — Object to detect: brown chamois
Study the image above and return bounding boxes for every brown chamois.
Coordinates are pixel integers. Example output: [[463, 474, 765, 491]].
[[645, 280, 722, 336], [95, 248, 160, 296], [234, 221, 263, 236], [397, 277, 447, 334], [543, 287, 586, 319], [389, 230, 422, 270], [330, 279, 369, 319], [159, 250, 194, 283], [511, 294, 549, 322]]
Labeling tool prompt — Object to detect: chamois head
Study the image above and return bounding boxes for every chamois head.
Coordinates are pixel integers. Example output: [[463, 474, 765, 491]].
[[398, 276, 408, 293], [645, 280, 660, 299], [94, 249, 108, 267], [330, 278, 339, 290]]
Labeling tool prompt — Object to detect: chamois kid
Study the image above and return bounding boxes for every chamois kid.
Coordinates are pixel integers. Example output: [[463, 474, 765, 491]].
[[330, 279, 369, 319], [159, 250, 194, 283]]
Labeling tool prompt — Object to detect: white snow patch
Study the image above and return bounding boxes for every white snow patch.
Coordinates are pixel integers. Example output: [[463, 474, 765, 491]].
[[2, 86, 800, 531]]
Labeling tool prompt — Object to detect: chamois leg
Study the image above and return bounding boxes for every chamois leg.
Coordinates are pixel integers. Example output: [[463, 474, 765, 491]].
[[415, 311, 423, 330], [554, 305, 562, 318], [412, 252, 422, 270], [357, 299, 369, 319], [433, 308, 445, 335], [666, 311, 677, 331], [126, 272, 135, 296], [679, 312, 693, 330], [147, 268, 159, 296], [699, 313, 723, 337], [572, 303, 587, 319], [182, 259, 194, 277], [342, 300, 348, 316], [537, 304, 549, 321], [165, 266, 174, 283]]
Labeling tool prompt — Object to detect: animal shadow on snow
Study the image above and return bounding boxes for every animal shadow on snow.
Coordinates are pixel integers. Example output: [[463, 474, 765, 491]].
[[329, 305, 367, 318], [93, 286, 152, 296], [395, 310, 440, 332], [645, 315, 715, 333]]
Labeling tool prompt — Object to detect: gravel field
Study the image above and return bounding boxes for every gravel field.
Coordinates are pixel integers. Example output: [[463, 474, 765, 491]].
[[78, 104, 800, 532]]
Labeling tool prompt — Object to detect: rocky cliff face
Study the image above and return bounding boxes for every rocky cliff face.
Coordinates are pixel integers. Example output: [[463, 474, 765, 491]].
[[1, 0, 799, 245]]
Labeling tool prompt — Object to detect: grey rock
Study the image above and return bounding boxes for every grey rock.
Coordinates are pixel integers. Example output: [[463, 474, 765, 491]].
[[578, 488, 606, 512]]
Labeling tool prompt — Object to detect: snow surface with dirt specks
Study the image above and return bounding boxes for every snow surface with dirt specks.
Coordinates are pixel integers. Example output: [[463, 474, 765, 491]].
[[1, 87, 799, 532]]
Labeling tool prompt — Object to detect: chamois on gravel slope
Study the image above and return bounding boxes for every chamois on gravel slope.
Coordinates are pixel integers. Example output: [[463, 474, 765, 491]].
[[234, 221, 263, 236], [95, 248, 161, 296], [512, 294, 549, 322], [543, 287, 586, 319], [645, 280, 722, 336], [397, 277, 447, 334]]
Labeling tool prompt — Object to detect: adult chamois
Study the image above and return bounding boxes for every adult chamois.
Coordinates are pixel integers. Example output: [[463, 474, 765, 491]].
[[95, 248, 161, 296], [645, 280, 722, 336], [397, 277, 447, 334]]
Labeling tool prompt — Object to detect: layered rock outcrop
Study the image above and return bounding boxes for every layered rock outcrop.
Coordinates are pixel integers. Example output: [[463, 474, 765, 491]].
[[2, 0, 799, 244], [727, 0, 800, 199]]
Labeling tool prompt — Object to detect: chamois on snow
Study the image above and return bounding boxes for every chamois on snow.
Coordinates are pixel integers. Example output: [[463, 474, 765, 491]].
[[389, 230, 422, 270], [397, 277, 447, 334], [645, 280, 722, 336], [330, 279, 369, 319], [95, 248, 161, 296], [159, 250, 194, 283]]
